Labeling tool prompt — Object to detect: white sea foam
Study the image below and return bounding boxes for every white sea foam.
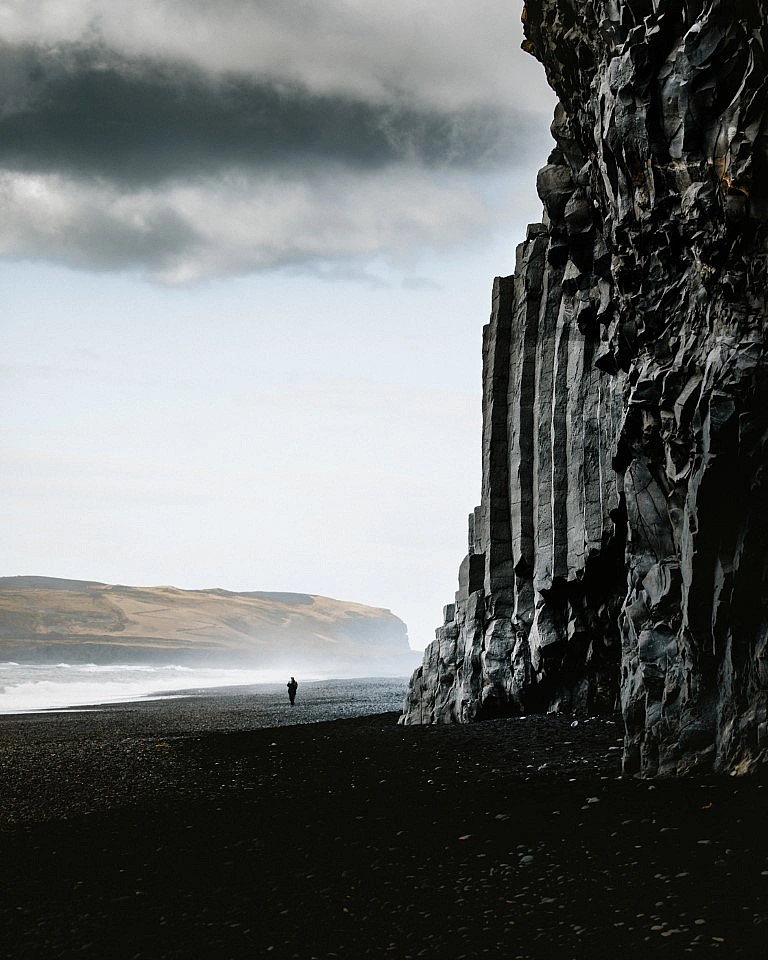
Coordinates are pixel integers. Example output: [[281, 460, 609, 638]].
[[0, 662, 301, 713]]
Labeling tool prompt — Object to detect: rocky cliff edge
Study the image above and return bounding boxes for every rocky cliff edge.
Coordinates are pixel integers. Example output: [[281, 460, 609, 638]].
[[401, 0, 768, 777]]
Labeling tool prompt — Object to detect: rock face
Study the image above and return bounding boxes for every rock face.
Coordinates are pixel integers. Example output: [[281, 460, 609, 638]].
[[0, 577, 415, 676], [401, 0, 768, 776]]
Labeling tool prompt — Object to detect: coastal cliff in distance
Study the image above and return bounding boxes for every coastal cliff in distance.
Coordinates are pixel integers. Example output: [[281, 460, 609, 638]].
[[401, 0, 768, 776], [0, 577, 416, 676]]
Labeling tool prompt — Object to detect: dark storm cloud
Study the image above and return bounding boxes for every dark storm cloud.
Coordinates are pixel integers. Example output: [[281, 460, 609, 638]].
[[0, 8, 555, 282], [0, 41, 540, 185]]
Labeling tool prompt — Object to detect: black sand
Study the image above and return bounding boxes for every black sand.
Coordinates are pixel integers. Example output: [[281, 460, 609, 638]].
[[0, 689, 766, 960]]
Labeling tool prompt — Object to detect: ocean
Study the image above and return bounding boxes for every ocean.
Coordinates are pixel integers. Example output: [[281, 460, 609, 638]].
[[0, 662, 376, 714]]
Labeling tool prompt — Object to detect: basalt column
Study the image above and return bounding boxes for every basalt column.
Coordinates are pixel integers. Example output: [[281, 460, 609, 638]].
[[401, 0, 768, 777], [401, 210, 625, 725]]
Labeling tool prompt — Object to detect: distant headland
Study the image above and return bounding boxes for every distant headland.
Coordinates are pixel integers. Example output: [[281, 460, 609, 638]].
[[0, 576, 417, 676]]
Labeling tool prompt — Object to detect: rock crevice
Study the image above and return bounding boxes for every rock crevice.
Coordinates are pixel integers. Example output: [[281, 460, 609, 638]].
[[401, 0, 768, 776]]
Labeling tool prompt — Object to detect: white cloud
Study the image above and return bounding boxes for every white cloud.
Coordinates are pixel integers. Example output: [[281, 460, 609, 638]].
[[0, 166, 511, 281], [0, 0, 553, 113]]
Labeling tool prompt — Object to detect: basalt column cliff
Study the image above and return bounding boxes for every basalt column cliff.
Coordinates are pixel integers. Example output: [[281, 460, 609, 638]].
[[401, 0, 768, 776]]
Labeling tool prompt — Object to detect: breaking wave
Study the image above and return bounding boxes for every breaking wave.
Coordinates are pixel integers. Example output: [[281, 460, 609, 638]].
[[0, 662, 302, 713]]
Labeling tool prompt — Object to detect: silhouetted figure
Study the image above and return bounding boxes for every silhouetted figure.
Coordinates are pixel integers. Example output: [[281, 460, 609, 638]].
[[287, 676, 298, 706]]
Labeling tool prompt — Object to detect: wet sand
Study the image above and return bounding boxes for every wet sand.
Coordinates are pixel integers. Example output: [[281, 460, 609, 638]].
[[0, 689, 766, 959]]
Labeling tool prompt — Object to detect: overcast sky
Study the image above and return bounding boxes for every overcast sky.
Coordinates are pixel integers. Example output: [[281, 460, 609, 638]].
[[1, 0, 556, 653]]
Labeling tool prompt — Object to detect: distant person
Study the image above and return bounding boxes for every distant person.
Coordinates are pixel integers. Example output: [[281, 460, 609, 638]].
[[287, 676, 298, 706]]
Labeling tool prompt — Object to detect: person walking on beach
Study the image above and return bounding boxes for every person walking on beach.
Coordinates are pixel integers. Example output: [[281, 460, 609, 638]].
[[287, 676, 298, 706]]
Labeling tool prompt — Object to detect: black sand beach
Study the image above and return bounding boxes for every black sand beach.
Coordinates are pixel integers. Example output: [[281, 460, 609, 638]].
[[1, 683, 766, 959]]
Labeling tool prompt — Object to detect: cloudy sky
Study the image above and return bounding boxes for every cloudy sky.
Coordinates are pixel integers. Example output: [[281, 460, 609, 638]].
[[2, 0, 555, 654]]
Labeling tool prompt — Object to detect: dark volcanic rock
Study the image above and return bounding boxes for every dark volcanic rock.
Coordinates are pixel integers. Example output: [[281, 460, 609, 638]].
[[1, 708, 766, 959], [402, 0, 768, 777]]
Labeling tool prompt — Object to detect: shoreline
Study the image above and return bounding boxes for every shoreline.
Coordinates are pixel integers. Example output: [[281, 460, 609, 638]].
[[0, 672, 411, 717], [1, 699, 766, 958]]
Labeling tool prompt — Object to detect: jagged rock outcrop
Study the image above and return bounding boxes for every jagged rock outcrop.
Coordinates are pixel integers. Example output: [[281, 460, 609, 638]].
[[401, 0, 768, 776]]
